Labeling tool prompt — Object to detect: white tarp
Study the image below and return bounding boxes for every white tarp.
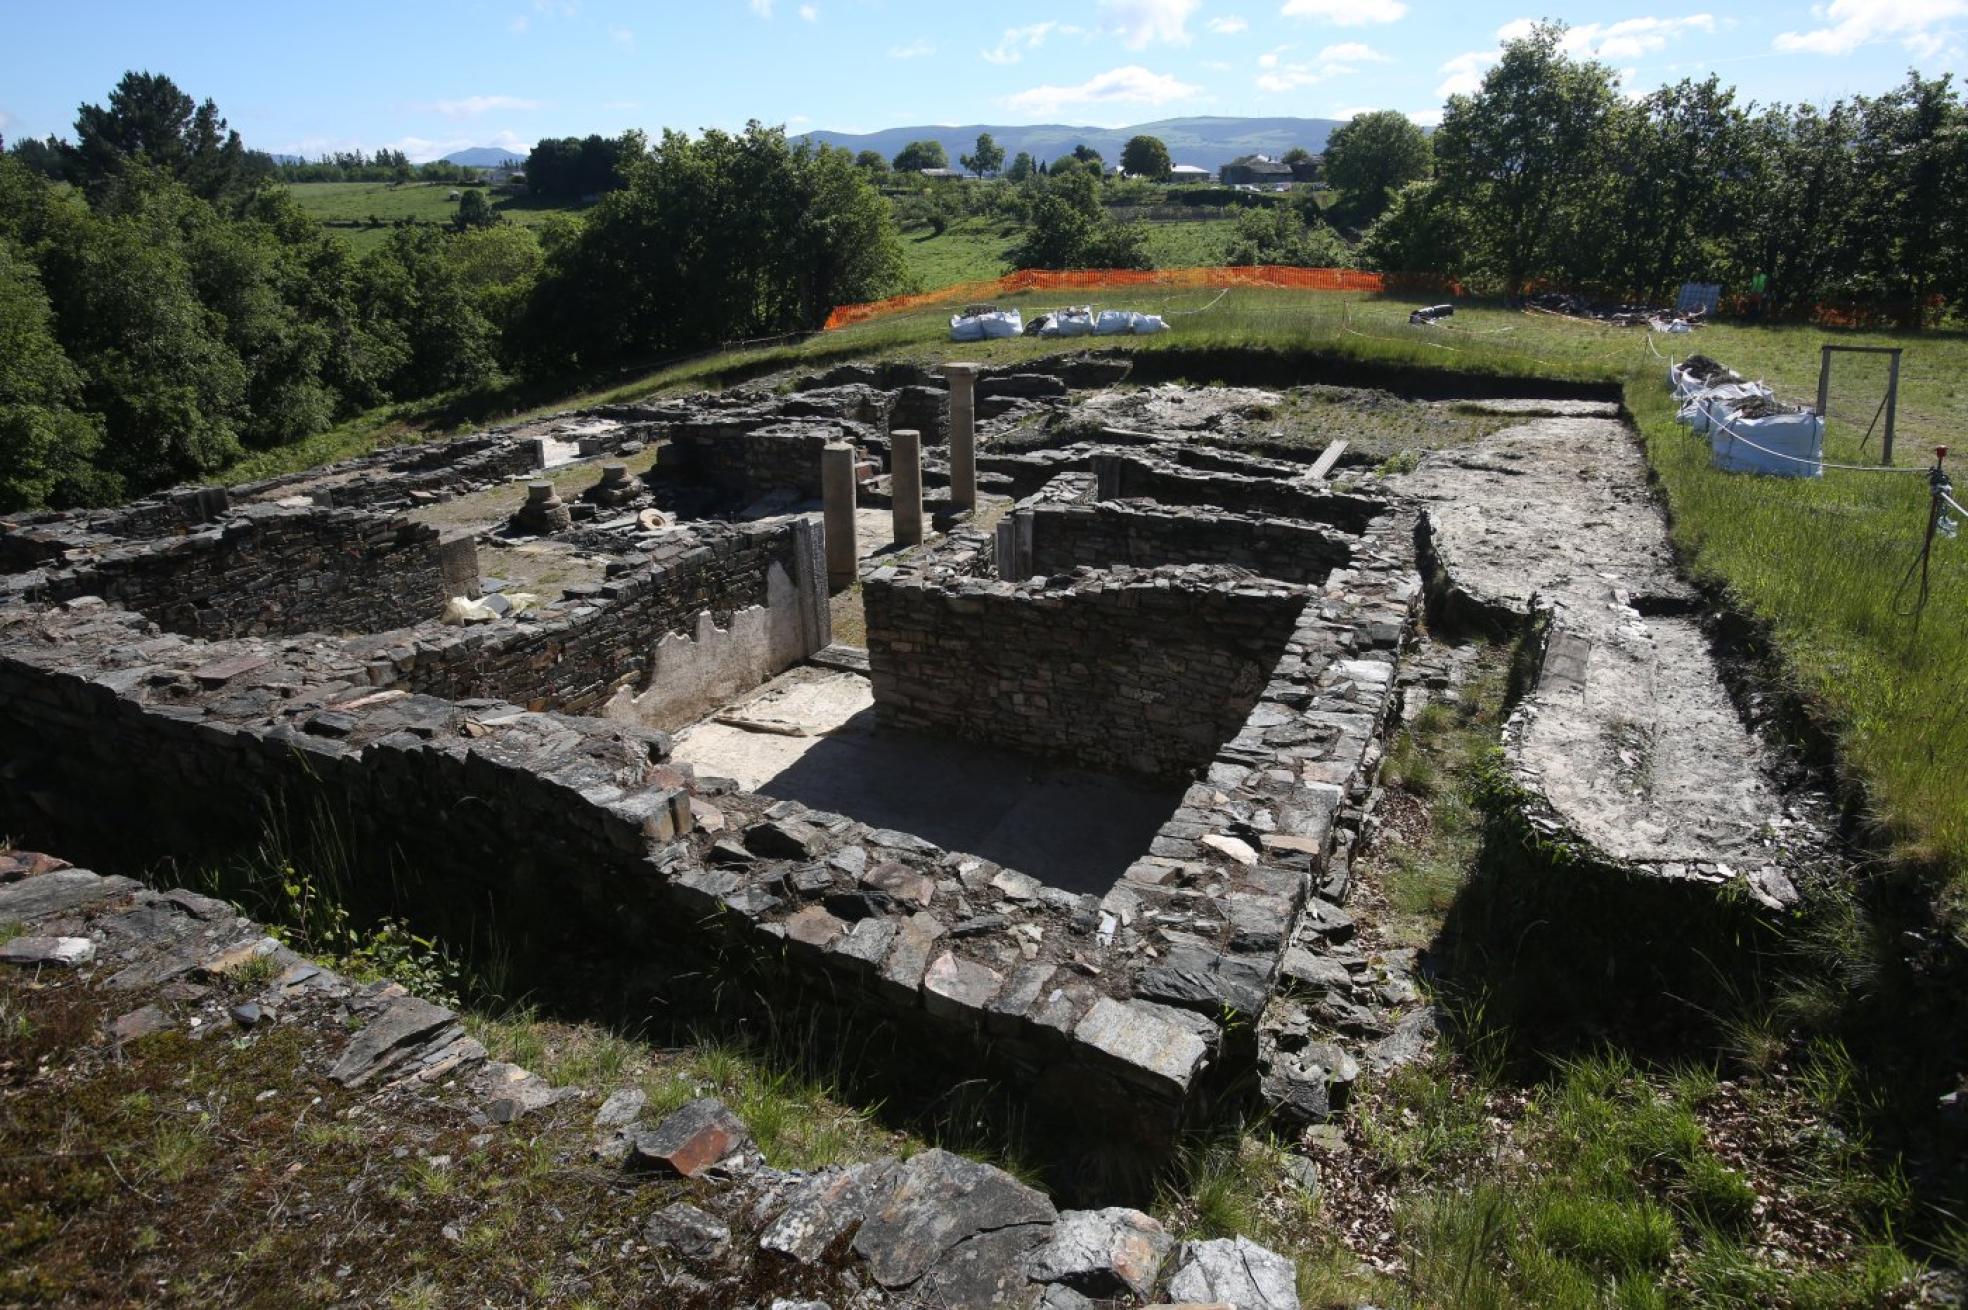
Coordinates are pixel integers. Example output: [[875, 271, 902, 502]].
[[1709, 410, 1824, 478], [1677, 381, 1771, 433], [950, 310, 1023, 342]]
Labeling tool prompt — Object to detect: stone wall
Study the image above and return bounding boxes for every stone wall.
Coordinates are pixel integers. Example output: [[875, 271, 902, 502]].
[[1093, 450, 1384, 533], [865, 547, 1309, 781], [9, 505, 449, 639], [347, 518, 828, 716], [1007, 498, 1355, 586], [665, 420, 879, 502]]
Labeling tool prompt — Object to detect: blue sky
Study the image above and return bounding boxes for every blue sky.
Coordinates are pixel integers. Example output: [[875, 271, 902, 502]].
[[3, 0, 1963, 160]]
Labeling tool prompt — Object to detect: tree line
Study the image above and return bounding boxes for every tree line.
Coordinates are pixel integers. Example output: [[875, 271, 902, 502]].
[[1, 75, 904, 512], [1361, 24, 1968, 321]]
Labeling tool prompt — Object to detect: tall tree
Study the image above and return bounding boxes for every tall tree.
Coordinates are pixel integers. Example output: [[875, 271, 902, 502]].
[[72, 71, 257, 204], [1121, 134, 1173, 181], [891, 139, 948, 172], [0, 235, 106, 509], [1323, 110, 1432, 223], [960, 132, 1004, 178], [1432, 24, 1618, 294]]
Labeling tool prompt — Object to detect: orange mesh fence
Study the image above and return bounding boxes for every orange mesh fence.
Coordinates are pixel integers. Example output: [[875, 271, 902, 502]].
[[823, 265, 1406, 331]]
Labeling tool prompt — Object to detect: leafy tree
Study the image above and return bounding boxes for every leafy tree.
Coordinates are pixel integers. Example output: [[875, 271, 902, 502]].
[[524, 134, 637, 198], [1432, 24, 1617, 294], [453, 188, 502, 231], [855, 149, 890, 176], [1047, 154, 1093, 179], [518, 125, 903, 371], [0, 236, 107, 509], [1221, 205, 1352, 267], [892, 139, 948, 172], [1009, 171, 1150, 270], [1121, 135, 1173, 181], [960, 132, 1005, 178], [7, 136, 76, 183], [1282, 146, 1315, 168], [1358, 179, 1468, 274], [1324, 110, 1432, 223], [1006, 152, 1037, 183], [71, 71, 260, 204]]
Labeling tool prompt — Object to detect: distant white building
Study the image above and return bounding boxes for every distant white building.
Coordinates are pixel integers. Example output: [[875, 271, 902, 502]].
[[1170, 164, 1213, 182]]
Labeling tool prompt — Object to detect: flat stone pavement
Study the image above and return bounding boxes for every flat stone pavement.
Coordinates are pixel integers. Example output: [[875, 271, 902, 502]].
[[672, 665, 1185, 897], [1399, 415, 1815, 894]]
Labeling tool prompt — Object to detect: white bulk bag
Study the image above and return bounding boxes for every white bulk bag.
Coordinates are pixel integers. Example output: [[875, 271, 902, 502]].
[[1709, 410, 1824, 478]]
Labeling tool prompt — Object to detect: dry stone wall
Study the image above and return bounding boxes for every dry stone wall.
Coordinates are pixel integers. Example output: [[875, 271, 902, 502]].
[[5, 504, 449, 639], [1093, 450, 1385, 533], [865, 546, 1309, 782], [1009, 497, 1356, 586]]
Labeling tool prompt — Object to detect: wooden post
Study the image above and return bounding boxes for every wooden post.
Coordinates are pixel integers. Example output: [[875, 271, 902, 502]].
[[1816, 344, 1832, 418], [1882, 348, 1902, 467]]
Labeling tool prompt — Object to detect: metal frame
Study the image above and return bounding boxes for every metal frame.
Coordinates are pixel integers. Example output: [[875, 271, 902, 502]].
[[1816, 344, 1903, 466]]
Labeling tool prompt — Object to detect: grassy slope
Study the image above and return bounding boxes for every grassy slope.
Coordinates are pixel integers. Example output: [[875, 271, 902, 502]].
[[284, 182, 589, 253], [209, 287, 1968, 904]]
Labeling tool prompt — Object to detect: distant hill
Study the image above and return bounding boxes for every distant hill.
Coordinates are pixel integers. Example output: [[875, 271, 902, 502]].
[[800, 116, 1346, 174], [441, 147, 526, 168]]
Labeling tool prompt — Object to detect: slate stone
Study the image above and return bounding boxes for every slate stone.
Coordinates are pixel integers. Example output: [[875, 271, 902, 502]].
[[1024, 1207, 1172, 1301], [921, 952, 1003, 1021], [827, 916, 896, 974], [1072, 997, 1209, 1094], [327, 995, 461, 1088], [1279, 948, 1352, 996], [625, 1098, 751, 1178], [106, 1004, 172, 1043], [0, 935, 96, 967], [1166, 1236, 1302, 1309], [784, 905, 847, 950], [986, 961, 1057, 1035], [1134, 946, 1272, 1017], [0, 869, 138, 923], [594, 1087, 647, 1131], [759, 1164, 883, 1264], [746, 819, 825, 860], [852, 1148, 1057, 1292], [876, 913, 944, 1003], [644, 1201, 730, 1260], [861, 862, 934, 909]]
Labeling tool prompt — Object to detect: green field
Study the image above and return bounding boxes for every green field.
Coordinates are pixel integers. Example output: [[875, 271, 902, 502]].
[[898, 215, 1243, 293], [284, 182, 590, 252]]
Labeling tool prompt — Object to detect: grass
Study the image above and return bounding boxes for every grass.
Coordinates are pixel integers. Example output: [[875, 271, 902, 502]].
[[284, 182, 591, 253], [897, 214, 1242, 294]]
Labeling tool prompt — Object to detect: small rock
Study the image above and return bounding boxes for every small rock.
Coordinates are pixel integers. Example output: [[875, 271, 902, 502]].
[[625, 1098, 752, 1178], [229, 1002, 268, 1028], [0, 935, 95, 968], [1166, 1236, 1301, 1309], [643, 1201, 730, 1261], [1025, 1207, 1172, 1301], [106, 1004, 171, 1044]]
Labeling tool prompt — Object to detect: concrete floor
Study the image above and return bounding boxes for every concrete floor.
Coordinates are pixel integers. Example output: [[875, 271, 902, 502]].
[[671, 666, 1182, 897]]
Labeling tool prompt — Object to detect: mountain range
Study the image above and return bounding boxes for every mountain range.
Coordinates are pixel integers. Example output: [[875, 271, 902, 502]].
[[440, 147, 528, 167], [432, 117, 1343, 175], [800, 117, 1346, 174]]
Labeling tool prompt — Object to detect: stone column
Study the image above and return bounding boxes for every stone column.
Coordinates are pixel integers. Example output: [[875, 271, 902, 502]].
[[890, 428, 924, 547], [821, 441, 858, 591], [944, 363, 980, 513]]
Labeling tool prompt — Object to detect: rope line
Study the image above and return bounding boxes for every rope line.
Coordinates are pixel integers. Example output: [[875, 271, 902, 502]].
[[1707, 410, 1931, 476]]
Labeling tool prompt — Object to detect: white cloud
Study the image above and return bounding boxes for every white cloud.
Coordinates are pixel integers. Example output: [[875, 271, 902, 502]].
[[890, 38, 936, 58], [749, 0, 772, 16], [1002, 64, 1204, 117], [1332, 105, 1377, 118], [1497, 14, 1715, 60], [1436, 48, 1497, 97], [799, 3, 817, 20], [1203, 58, 1234, 70], [1256, 39, 1385, 91], [508, 15, 529, 33], [608, 25, 634, 46], [1317, 41, 1390, 62], [1208, 15, 1250, 34], [787, 114, 812, 126], [605, 99, 641, 111], [983, 21, 1080, 64], [533, 0, 578, 14], [1775, 0, 1968, 54], [328, 128, 534, 165], [1281, 0, 1408, 26], [424, 95, 544, 118], [1100, 0, 1199, 48], [1408, 107, 1444, 127]]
